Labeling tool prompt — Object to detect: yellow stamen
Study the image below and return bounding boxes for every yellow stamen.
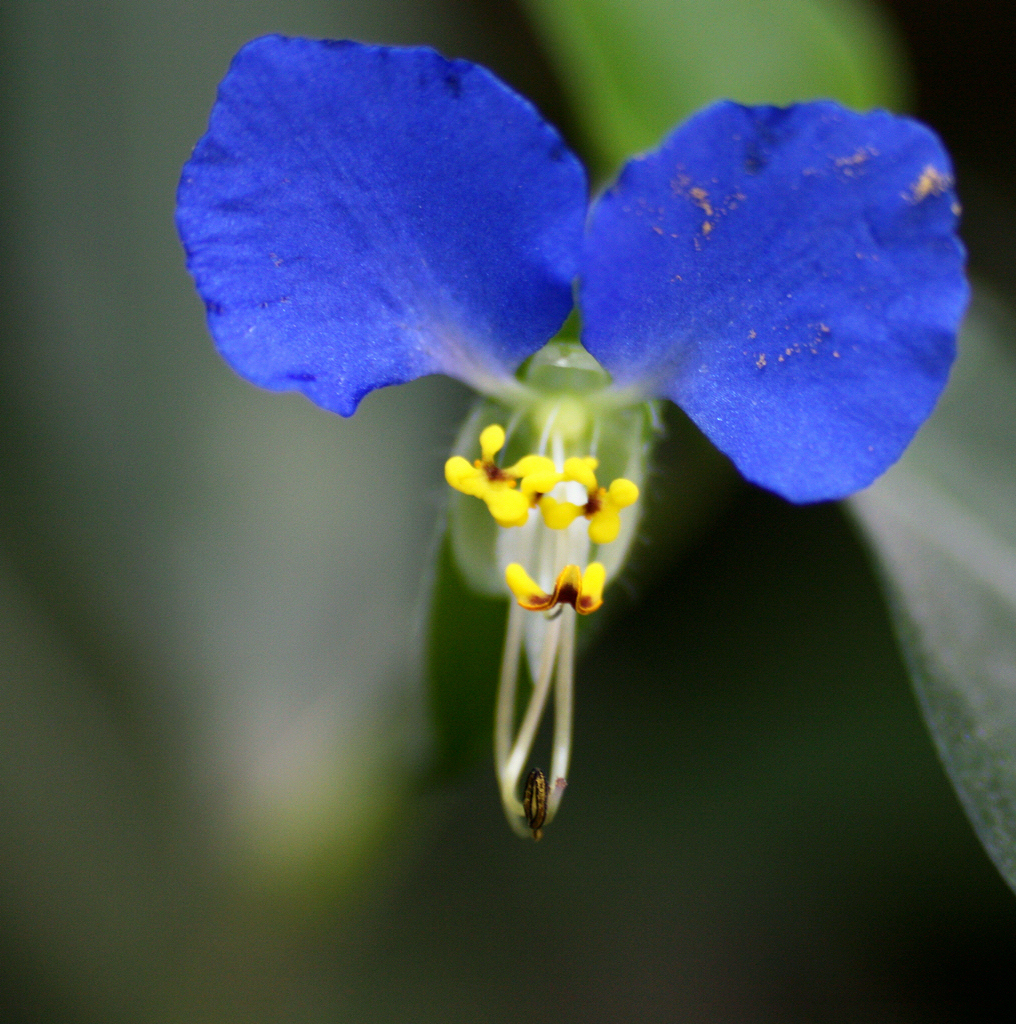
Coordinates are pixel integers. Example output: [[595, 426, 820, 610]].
[[534, 456, 640, 545], [447, 425, 570, 527], [485, 489, 531, 528], [562, 456, 598, 492], [520, 468, 564, 504], [445, 425, 530, 527], [445, 423, 638, 543], [444, 455, 480, 492], [608, 477, 639, 506], [576, 562, 605, 614], [479, 423, 506, 463], [448, 405, 647, 841], [505, 563, 558, 612], [587, 477, 640, 545], [505, 562, 606, 615], [504, 454, 557, 479], [538, 494, 582, 530]]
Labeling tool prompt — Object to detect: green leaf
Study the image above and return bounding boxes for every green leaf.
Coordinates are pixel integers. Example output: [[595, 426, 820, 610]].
[[522, 0, 910, 178], [850, 291, 1016, 894], [426, 530, 509, 779]]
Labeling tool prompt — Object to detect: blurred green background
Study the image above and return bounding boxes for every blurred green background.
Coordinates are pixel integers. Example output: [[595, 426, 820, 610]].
[[2, 0, 1016, 1021]]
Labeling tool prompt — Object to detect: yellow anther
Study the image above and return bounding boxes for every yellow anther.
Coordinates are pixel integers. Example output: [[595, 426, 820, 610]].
[[505, 563, 554, 610], [562, 456, 599, 492], [447, 426, 576, 526], [513, 455, 563, 509], [521, 469, 565, 503], [445, 455, 519, 517], [587, 478, 640, 545], [445, 426, 531, 527], [504, 562, 607, 615], [479, 424, 506, 463], [536, 456, 600, 533], [577, 562, 605, 614], [505, 454, 556, 478], [608, 478, 639, 507], [485, 488, 530, 528], [538, 494, 582, 530], [444, 455, 482, 493], [535, 450, 640, 544], [446, 425, 639, 540], [588, 509, 620, 543]]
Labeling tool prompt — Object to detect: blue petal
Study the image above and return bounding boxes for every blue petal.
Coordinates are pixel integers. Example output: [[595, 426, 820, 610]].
[[177, 36, 587, 416], [581, 101, 968, 503]]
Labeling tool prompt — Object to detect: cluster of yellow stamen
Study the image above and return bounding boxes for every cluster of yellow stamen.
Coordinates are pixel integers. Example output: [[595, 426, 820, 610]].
[[444, 424, 556, 528], [445, 423, 639, 616], [538, 458, 639, 545]]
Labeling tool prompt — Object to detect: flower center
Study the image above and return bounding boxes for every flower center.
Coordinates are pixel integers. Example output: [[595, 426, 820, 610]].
[[445, 416, 640, 839]]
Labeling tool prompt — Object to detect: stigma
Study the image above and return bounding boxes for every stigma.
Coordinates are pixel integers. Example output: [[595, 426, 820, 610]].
[[444, 421, 640, 839]]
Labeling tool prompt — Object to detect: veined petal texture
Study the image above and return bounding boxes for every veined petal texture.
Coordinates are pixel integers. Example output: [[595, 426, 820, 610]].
[[177, 36, 587, 415], [581, 101, 968, 503]]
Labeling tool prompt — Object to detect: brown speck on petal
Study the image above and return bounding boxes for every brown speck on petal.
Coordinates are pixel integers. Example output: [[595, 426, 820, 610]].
[[908, 164, 953, 203]]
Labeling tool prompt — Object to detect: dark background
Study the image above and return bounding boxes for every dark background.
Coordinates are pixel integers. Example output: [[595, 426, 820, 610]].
[[2, 0, 1015, 1020]]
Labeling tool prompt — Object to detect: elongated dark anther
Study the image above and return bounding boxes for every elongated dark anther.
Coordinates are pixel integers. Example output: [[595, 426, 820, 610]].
[[524, 768, 548, 840]]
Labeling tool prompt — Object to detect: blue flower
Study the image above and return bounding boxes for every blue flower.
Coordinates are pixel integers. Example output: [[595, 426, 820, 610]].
[[177, 35, 968, 838], [177, 34, 967, 504]]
